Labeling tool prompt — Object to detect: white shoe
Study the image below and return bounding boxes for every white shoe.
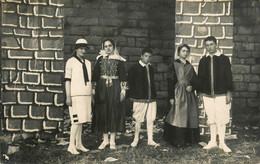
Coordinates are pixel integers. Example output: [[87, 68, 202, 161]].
[[67, 147, 80, 155], [110, 142, 116, 150], [131, 139, 139, 148], [76, 145, 89, 152], [98, 141, 108, 150], [219, 143, 232, 153], [148, 140, 160, 147], [203, 142, 217, 150]]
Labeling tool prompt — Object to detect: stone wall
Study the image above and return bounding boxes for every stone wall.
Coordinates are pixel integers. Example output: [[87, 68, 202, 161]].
[[63, 0, 176, 114], [1, 0, 64, 136], [232, 0, 260, 125]]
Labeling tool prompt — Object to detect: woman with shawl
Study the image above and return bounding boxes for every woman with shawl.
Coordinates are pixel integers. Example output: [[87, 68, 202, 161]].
[[92, 39, 127, 150]]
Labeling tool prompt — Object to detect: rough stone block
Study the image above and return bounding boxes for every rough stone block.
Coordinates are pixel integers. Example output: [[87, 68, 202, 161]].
[[255, 43, 260, 50], [121, 28, 149, 37], [252, 65, 260, 74], [46, 106, 63, 121], [41, 73, 62, 86], [2, 59, 16, 70], [22, 72, 40, 85], [248, 83, 259, 92], [13, 29, 31, 37], [101, 17, 125, 26], [42, 17, 63, 29], [136, 38, 150, 47], [2, 27, 14, 35], [203, 2, 225, 15], [35, 92, 54, 105], [29, 60, 44, 72], [2, 36, 20, 49], [29, 105, 45, 119], [55, 51, 64, 60], [35, 51, 55, 60], [41, 38, 63, 50], [240, 92, 258, 98], [11, 105, 29, 118], [44, 61, 51, 72], [5, 84, 26, 91], [244, 75, 260, 82], [90, 26, 117, 36], [237, 26, 252, 35], [27, 17, 41, 29], [34, 6, 55, 17], [27, 85, 45, 92], [233, 82, 248, 91], [120, 47, 143, 56], [241, 43, 254, 51], [22, 38, 39, 50], [176, 24, 193, 37], [55, 7, 63, 18], [211, 26, 224, 38], [6, 119, 22, 131], [245, 58, 256, 65], [2, 91, 17, 104], [23, 119, 42, 132], [154, 73, 164, 81], [183, 2, 200, 15], [2, 71, 9, 84], [10, 71, 22, 84], [64, 26, 90, 36], [32, 30, 48, 37], [43, 121, 58, 130], [18, 4, 33, 15], [51, 61, 64, 72], [149, 55, 163, 63], [247, 98, 260, 108], [232, 74, 243, 82], [19, 16, 27, 28], [4, 106, 11, 118], [18, 92, 34, 104], [49, 0, 64, 7], [28, 0, 47, 5], [2, 3, 17, 13], [151, 40, 163, 48], [46, 87, 63, 93], [2, 14, 18, 27], [54, 93, 64, 106], [160, 81, 168, 91], [232, 65, 250, 74], [8, 50, 33, 60], [157, 63, 168, 72], [49, 30, 63, 37], [194, 26, 209, 38]]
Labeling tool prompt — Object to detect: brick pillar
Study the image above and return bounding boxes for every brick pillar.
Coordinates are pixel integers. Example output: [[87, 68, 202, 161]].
[[1, 0, 64, 135], [175, 0, 233, 135]]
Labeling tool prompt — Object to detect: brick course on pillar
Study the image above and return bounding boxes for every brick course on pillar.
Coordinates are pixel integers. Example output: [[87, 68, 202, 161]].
[[176, 0, 233, 135], [1, 0, 64, 134]]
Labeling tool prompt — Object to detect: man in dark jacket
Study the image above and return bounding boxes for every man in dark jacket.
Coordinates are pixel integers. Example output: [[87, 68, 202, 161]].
[[198, 36, 233, 153], [128, 48, 159, 147]]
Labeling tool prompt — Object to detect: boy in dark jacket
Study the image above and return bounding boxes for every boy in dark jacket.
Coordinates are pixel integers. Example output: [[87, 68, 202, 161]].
[[198, 36, 233, 153], [128, 48, 159, 147]]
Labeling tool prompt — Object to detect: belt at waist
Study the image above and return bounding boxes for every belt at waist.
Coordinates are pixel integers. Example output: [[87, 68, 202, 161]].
[[100, 75, 118, 80]]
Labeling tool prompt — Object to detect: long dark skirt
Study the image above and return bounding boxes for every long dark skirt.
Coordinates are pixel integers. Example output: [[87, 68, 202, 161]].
[[163, 122, 200, 146], [92, 79, 125, 133]]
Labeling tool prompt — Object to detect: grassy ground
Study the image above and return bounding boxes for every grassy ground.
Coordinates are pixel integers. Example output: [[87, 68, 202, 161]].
[[1, 118, 260, 164]]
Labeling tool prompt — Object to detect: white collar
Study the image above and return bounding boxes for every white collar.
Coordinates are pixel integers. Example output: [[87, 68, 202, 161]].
[[96, 54, 126, 62], [139, 60, 150, 67], [206, 50, 221, 57]]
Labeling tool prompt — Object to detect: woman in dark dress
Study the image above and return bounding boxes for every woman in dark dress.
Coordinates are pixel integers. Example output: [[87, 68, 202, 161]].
[[163, 44, 200, 147], [92, 39, 127, 150]]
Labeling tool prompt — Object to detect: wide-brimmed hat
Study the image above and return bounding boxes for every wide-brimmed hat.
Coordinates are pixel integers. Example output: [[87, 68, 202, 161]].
[[74, 39, 89, 49]]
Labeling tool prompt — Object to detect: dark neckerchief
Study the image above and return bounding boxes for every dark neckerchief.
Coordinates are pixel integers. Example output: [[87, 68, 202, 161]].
[[73, 54, 89, 85]]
